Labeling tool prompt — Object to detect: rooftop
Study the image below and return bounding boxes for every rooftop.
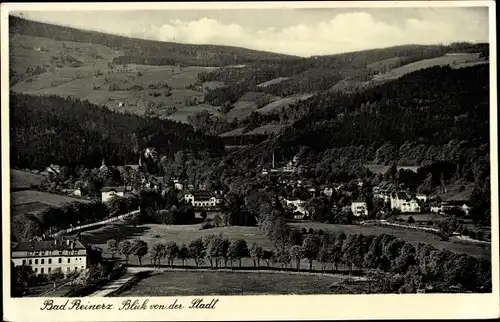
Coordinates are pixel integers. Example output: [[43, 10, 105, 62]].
[[12, 238, 86, 253], [101, 186, 127, 192]]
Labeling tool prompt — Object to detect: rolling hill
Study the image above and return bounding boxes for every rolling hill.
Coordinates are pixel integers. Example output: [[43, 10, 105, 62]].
[[9, 16, 489, 137]]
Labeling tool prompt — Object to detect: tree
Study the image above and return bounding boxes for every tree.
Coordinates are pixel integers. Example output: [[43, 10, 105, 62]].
[[289, 245, 304, 272], [106, 239, 118, 259], [178, 244, 189, 267], [249, 243, 264, 267], [188, 238, 205, 267], [151, 243, 166, 268], [200, 210, 208, 221], [227, 239, 249, 267], [437, 217, 463, 240], [302, 234, 321, 272], [165, 241, 180, 266], [407, 216, 415, 224], [48, 267, 64, 289], [119, 240, 132, 264], [131, 239, 148, 266], [262, 249, 274, 267], [275, 248, 291, 269]]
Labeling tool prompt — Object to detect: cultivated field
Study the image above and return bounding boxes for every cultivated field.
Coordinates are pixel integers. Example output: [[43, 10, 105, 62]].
[[372, 53, 487, 82], [115, 270, 346, 296]]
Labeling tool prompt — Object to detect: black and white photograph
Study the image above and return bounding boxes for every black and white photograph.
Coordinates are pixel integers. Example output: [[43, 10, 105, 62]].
[[2, 1, 498, 321]]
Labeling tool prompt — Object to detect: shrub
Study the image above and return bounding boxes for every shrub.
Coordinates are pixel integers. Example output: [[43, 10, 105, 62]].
[[201, 222, 214, 230], [308, 228, 314, 234], [469, 231, 477, 239], [407, 216, 415, 224], [461, 228, 470, 236], [476, 231, 484, 240], [427, 220, 434, 226]]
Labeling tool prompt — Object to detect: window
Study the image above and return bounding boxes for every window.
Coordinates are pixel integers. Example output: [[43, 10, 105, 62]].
[[35, 259, 38, 264], [35, 251, 39, 255], [58, 258, 62, 263], [29, 259, 32, 265], [48, 259, 52, 264], [81, 266, 84, 268], [22, 260, 26, 265], [67, 267, 70, 272], [74, 267, 77, 271], [41, 259, 44, 264], [48, 267, 51, 273], [59, 251, 63, 255], [34, 268, 38, 272], [41, 251, 45, 255], [41, 268, 44, 274], [68, 258, 71, 263]]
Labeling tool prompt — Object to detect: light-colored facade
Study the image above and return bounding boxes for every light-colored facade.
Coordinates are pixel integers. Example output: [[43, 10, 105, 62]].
[[11, 239, 87, 275], [416, 194, 429, 203], [351, 201, 368, 217], [391, 192, 421, 213], [184, 192, 217, 208], [101, 186, 126, 203]]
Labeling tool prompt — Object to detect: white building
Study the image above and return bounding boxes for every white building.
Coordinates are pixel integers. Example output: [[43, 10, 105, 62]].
[[73, 188, 82, 197], [173, 179, 184, 191], [183, 191, 217, 208], [391, 192, 421, 213], [11, 238, 87, 275], [351, 201, 368, 217], [101, 186, 126, 203], [323, 187, 334, 197], [416, 194, 429, 203]]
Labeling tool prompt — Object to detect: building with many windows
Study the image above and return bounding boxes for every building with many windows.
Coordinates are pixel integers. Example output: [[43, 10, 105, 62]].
[[183, 191, 217, 208], [11, 238, 87, 275]]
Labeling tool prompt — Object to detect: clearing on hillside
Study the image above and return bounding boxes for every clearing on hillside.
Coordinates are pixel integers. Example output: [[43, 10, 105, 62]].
[[372, 53, 487, 82]]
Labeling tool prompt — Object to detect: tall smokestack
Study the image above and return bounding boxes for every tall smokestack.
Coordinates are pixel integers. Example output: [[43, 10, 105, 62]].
[[272, 151, 275, 169]]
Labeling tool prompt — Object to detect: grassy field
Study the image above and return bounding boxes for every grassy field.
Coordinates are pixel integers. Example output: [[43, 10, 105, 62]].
[[10, 169, 45, 190], [372, 53, 487, 81], [256, 77, 290, 88], [10, 34, 223, 119], [115, 270, 345, 296], [256, 93, 314, 114], [11, 189, 91, 217], [363, 164, 420, 174], [289, 221, 490, 258]]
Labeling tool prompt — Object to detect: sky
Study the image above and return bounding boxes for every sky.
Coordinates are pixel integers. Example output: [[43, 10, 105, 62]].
[[13, 7, 489, 57]]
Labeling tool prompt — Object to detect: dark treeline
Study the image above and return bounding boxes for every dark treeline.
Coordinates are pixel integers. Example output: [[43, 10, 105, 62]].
[[10, 93, 225, 170], [10, 16, 294, 67]]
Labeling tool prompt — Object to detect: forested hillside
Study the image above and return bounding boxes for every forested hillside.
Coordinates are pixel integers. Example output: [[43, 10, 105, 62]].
[[225, 64, 490, 183], [9, 16, 295, 67], [10, 93, 225, 170], [197, 43, 488, 105]]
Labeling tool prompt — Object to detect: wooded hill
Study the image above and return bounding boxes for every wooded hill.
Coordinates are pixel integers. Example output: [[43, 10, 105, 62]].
[[224, 64, 490, 185], [10, 93, 225, 170], [9, 16, 296, 67]]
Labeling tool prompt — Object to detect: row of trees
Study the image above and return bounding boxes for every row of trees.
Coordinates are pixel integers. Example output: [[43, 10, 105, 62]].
[[257, 211, 491, 293]]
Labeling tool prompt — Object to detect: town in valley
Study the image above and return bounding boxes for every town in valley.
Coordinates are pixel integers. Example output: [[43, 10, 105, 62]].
[[8, 7, 492, 298]]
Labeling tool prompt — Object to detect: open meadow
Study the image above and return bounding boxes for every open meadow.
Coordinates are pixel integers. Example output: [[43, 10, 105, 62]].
[[114, 270, 346, 296]]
